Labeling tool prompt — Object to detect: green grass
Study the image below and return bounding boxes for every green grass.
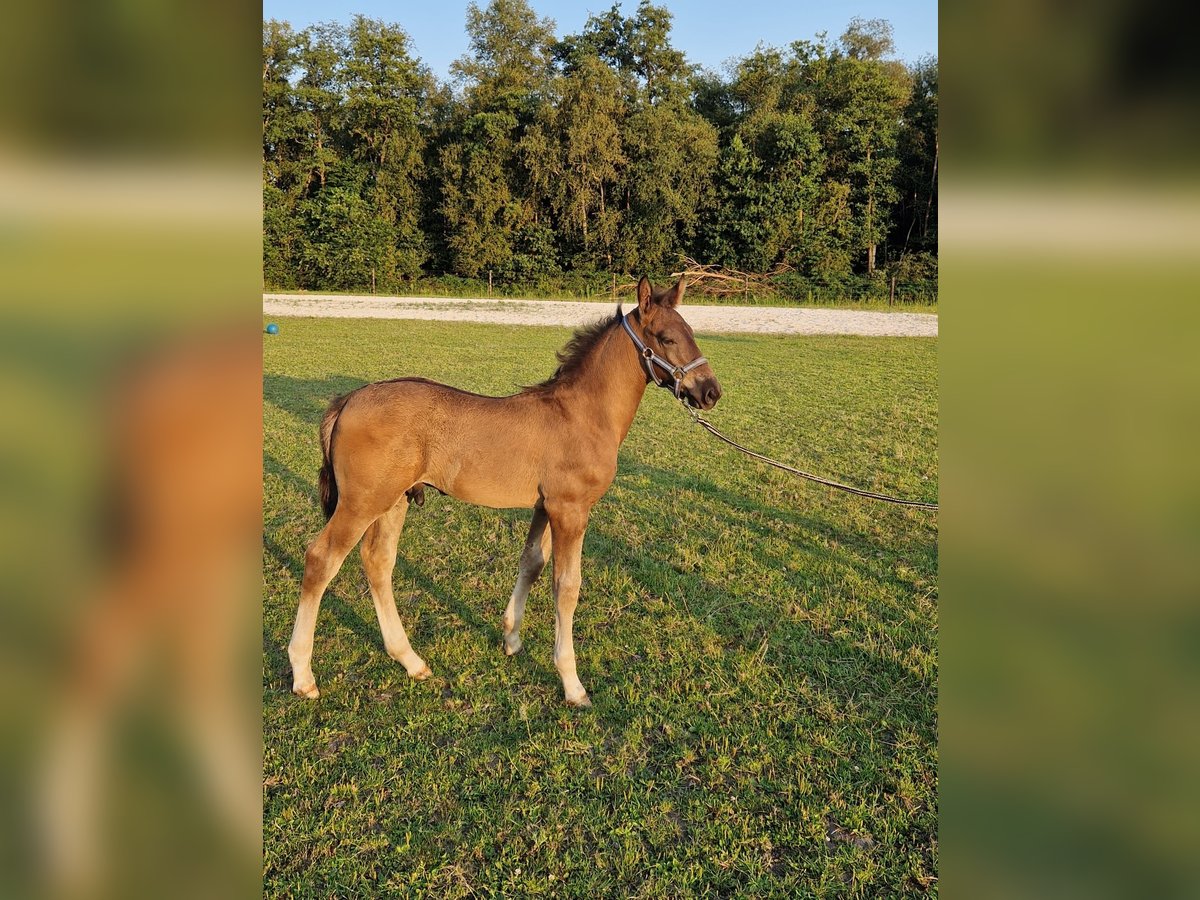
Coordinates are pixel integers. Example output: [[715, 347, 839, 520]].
[[263, 317, 938, 897]]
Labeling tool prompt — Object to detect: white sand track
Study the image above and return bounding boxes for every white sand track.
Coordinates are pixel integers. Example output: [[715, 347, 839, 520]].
[[262, 293, 937, 337]]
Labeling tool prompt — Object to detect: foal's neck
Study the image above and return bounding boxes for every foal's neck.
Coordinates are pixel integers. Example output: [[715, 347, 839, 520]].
[[563, 319, 648, 445]]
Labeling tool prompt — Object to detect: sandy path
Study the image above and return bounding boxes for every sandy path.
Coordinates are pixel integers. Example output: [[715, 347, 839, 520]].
[[262, 293, 937, 337]]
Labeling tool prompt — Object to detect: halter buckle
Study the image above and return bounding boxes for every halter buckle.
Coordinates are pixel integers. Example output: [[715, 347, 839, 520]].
[[642, 347, 654, 359], [672, 367, 685, 381]]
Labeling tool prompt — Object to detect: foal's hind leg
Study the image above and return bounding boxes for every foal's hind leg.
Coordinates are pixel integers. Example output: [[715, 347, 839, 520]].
[[288, 507, 373, 699], [360, 498, 432, 681], [502, 503, 551, 656]]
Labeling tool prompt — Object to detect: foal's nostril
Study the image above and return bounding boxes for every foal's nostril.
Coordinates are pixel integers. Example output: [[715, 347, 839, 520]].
[[703, 383, 722, 408]]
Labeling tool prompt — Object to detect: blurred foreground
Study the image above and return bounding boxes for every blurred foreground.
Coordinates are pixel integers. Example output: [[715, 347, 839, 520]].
[[0, 1, 261, 897], [942, 183, 1200, 898], [0, 164, 263, 899], [943, 2, 1200, 896]]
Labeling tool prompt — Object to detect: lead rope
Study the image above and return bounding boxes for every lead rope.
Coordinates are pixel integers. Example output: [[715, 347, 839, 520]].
[[678, 399, 939, 511]]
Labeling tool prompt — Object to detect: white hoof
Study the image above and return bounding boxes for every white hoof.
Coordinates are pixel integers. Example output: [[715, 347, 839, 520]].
[[504, 634, 523, 656], [292, 682, 320, 700]]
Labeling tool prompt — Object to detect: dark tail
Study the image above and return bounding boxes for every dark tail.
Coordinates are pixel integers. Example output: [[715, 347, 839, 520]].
[[317, 393, 352, 520]]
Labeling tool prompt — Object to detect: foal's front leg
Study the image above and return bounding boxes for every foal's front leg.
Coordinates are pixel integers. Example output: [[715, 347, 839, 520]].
[[502, 503, 551, 656], [547, 504, 591, 707]]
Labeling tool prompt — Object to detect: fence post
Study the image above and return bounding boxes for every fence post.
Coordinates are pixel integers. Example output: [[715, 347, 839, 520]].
[[890, 274, 896, 306], [371, 267, 376, 295], [488, 269, 493, 297]]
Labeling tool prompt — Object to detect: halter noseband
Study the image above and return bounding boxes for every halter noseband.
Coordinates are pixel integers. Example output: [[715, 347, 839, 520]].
[[617, 304, 708, 400]]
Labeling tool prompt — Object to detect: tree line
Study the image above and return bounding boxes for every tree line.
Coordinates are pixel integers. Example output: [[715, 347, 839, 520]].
[[263, 1, 937, 303]]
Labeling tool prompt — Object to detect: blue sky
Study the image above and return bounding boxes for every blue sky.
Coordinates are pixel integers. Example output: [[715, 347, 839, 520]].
[[263, 1, 938, 77]]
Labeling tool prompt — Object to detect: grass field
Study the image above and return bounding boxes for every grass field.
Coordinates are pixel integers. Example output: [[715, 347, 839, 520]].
[[263, 317, 938, 897]]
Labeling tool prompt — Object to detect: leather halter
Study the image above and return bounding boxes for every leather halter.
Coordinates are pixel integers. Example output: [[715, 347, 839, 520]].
[[617, 304, 708, 400]]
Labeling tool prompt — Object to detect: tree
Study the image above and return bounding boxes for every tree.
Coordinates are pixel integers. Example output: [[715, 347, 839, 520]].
[[559, 1, 689, 105], [297, 186, 394, 289], [438, 110, 525, 276], [263, 20, 305, 287], [260, 13, 936, 302], [699, 47, 823, 275], [556, 2, 715, 274], [453, 0, 556, 111], [617, 102, 717, 273], [436, 0, 556, 276], [293, 24, 346, 194], [340, 16, 433, 282], [521, 53, 625, 269], [839, 17, 896, 62], [702, 113, 821, 273], [894, 56, 938, 255], [811, 24, 912, 274]]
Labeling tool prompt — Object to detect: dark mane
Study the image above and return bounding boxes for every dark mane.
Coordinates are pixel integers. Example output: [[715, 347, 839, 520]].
[[524, 307, 621, 391]]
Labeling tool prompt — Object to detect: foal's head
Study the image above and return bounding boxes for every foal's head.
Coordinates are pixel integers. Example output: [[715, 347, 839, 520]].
[[634, 276, 723, 410]]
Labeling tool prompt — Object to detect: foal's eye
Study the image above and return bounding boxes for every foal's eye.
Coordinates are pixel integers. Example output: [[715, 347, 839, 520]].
[[659, 335, 675, 346]]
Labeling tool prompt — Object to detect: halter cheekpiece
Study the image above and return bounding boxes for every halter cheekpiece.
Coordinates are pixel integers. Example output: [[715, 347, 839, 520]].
[[617, 304, 708, 400]]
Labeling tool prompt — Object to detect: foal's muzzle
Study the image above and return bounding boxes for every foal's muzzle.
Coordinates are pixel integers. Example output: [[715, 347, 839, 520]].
[[686, 376, 722, 411]]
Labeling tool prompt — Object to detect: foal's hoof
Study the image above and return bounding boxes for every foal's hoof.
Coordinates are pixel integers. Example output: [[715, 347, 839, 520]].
[[410, 664, 433, 681], [293, 682, 320, 700], [504, 635, 523, 656], [565, 693, 592, 709]]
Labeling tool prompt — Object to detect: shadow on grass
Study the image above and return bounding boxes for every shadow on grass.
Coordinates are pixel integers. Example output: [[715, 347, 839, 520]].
[[589, 453, 937, 725], [393, 545, 563, 693], [263, 373, 368, 425], [618, 450, 933, 568], [263, 450, 317, 507]]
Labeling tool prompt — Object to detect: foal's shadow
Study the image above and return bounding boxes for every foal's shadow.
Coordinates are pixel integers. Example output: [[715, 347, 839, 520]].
[[591, 453, 937, 716], [263, 373, 367, 425], [615, 452, 936, 596]]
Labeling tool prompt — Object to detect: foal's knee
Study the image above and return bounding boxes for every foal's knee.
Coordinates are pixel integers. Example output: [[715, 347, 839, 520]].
[[555, 570, 581, 603]]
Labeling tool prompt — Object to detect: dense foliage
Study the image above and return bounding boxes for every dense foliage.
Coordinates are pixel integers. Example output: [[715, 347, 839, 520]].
[[264, 2, 937, 302]]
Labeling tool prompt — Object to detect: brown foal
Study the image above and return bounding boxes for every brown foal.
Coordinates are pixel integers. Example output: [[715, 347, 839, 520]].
[[288, 276, 722, 706]]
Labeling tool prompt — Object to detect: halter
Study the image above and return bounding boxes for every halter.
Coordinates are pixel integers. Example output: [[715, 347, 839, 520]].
[[617, 304, 708, 400]]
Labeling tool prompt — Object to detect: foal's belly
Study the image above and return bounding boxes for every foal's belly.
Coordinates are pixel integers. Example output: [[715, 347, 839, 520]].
[[444, 477, 540, 510], [425, 452, 541, 510]]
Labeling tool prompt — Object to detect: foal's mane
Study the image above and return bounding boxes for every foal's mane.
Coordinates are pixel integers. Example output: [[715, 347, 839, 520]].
[[524, 307, 622, 391]]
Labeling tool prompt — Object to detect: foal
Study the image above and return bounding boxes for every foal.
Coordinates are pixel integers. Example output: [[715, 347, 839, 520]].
[[288, 276, 722, 706]]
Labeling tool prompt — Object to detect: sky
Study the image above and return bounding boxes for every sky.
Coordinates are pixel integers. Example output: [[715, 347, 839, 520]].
[[262, 0, 938, 77]]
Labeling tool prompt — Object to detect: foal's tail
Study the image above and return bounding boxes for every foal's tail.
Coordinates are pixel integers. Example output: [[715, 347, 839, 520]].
[[318, 393, 352, 520]]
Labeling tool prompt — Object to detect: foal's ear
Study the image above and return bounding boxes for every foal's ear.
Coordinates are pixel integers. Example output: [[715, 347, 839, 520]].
[[662, 279, 685, 308], [636, 276, 654, 315]]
